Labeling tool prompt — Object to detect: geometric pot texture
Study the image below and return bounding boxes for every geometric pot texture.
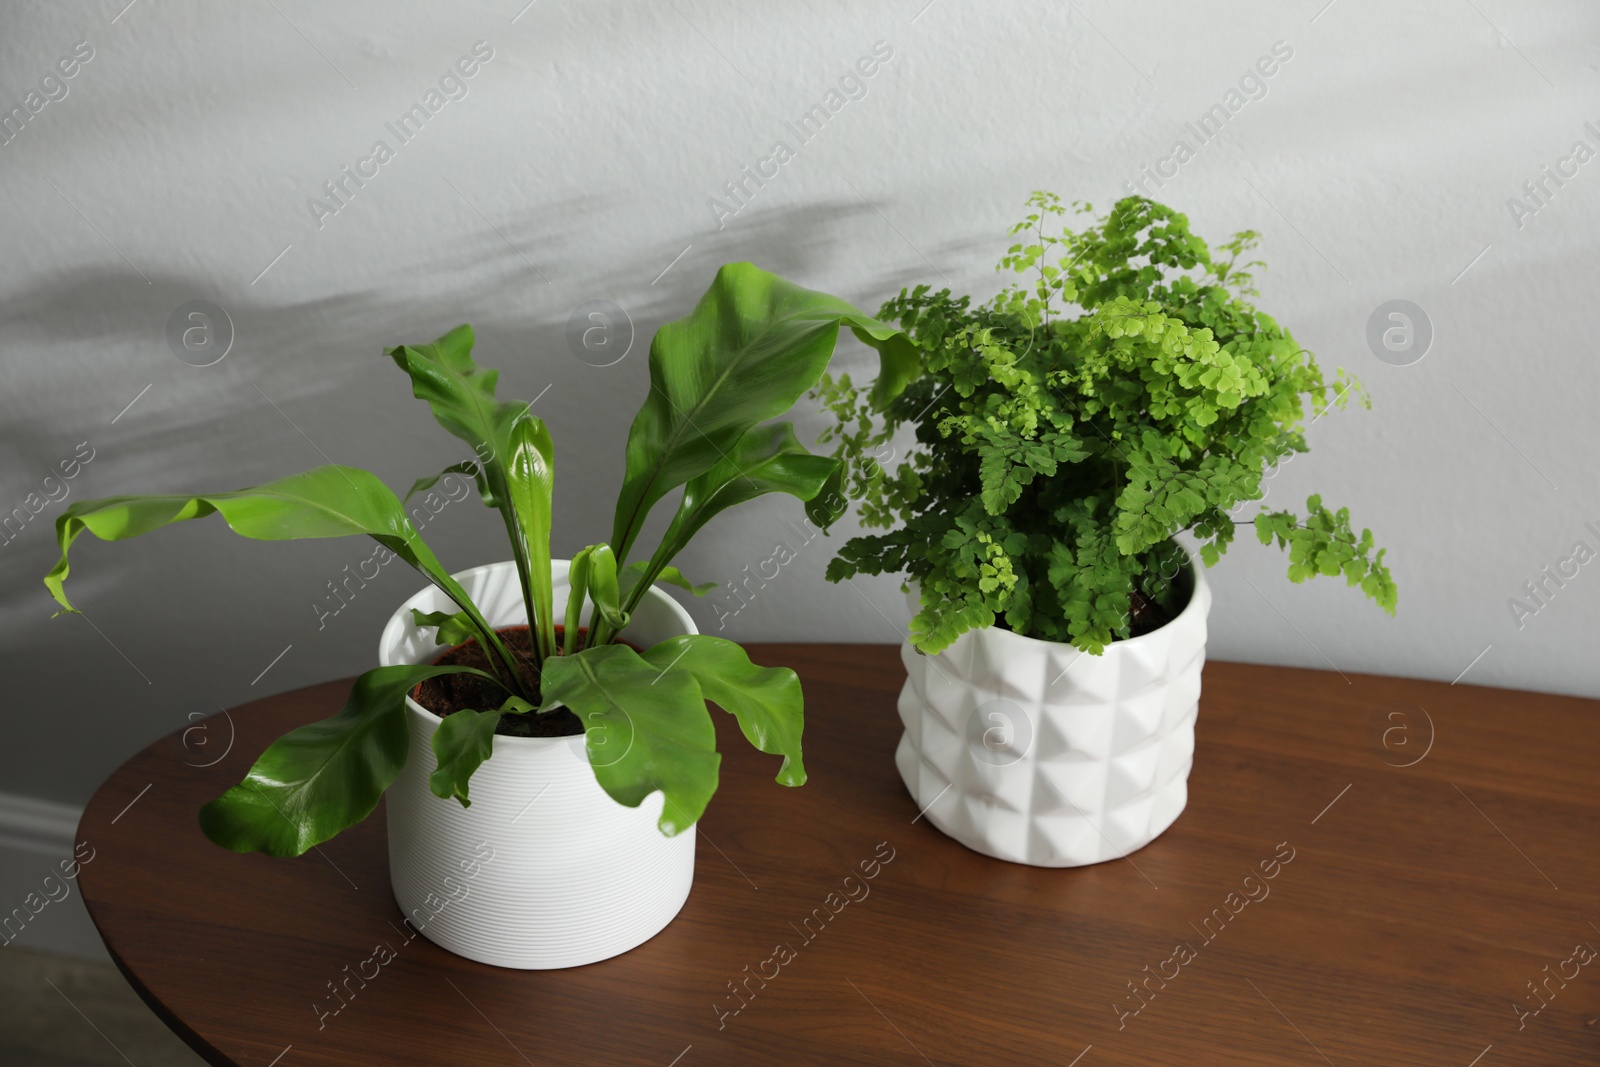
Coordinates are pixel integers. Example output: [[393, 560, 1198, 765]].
[[896, 555, 1211, 867], [378, 560, 698, 969]]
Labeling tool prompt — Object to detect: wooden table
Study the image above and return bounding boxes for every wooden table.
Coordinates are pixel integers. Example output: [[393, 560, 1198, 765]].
[[78, 646, 1600, 1066]]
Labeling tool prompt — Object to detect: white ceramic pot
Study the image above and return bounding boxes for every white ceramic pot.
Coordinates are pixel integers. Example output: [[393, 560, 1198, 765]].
[[896, 557, 1211, 867], [378, 560, 697, 969]]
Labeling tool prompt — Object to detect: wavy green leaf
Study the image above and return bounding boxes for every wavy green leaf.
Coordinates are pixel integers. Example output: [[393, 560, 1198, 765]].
[[199, 663, 500, 856], [609, 262, 914, 566], [630, 424, 836, 613], [386, 327, 557, 662], [640, 634, 805, 786], [44, 466, 515, 679], [537, 643, 719, 835], [410, 608, 476, 647], [405, 460, 481, 503], [428, 694, 534, 806], [384, 327, 526, 504], [621, 562, 714, 598]]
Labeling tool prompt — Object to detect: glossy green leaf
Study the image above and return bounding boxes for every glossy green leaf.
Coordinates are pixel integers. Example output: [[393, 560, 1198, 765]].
[[386, 327, 557, 661], [199, 663, 500, 856], [537, 643, 719, 835], [410, 608, 476, 647], [638, 423, 837, 605], [428, 694, 534, 806], [505, 417, 557, 657], [609, 262, 914, 566], [566, 543, 627, 651], [564, 547, 592, 656], [48, 466, 423, 612], [583, 543, 626, 630], [44, 466, 515, 678], [803, 460, 850, 531], [384, 327, 526, 507], [621, 562, 715, 598], [405, 460, 481, 503], [640, 634, 805, 786]]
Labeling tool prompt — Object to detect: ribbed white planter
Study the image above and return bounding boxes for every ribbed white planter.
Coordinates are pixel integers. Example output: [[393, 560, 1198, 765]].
[[378, 560, 696, 969], [897, 557, 1211, 867]]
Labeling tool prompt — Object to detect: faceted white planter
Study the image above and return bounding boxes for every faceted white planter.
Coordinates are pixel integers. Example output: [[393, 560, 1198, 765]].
[[378, 560, 697, 969], [896, 559, 1211, 867]]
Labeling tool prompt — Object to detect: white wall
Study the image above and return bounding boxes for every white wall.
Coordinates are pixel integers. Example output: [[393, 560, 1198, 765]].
[[0, 794, 105, 958], [2, 0, 1597, 808]]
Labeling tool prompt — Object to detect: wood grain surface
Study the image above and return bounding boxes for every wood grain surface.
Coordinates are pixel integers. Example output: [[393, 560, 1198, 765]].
[[76, 646, 1600, 1066]]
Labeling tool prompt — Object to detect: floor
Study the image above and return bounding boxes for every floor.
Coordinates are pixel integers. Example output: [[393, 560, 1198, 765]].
[[0, 946, 208, 1067]]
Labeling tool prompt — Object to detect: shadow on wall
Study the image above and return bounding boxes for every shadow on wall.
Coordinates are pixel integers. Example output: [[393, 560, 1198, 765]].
[[539, 196, 939, 344], [2, 193, 922, 419], [0, 197, 592, 486], [0, 195, 938, 595]]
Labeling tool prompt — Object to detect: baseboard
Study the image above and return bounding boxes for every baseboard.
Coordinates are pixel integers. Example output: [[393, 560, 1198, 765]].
[[0, 792, 107, 959]]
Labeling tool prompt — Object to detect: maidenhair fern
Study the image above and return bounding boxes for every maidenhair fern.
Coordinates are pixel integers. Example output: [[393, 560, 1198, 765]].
[[814, 193, 1396, 655]]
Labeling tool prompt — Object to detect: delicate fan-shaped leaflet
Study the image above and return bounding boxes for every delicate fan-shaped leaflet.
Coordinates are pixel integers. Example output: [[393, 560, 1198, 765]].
[[1255, 496, 1396, 612], [200, 663, 502, 857], [609, 262, 916, 568]]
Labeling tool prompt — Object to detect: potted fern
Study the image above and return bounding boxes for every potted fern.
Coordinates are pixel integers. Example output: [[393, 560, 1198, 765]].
[[812, 194, 1397, 867], [45, 263, 914, 968]]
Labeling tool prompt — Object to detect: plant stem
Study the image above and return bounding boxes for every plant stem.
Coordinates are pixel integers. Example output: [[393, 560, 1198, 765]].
[[604, 554, 665, 645], [426, 573, 525, 697], [497, 506, 549, 671], [1036, 215, 1051, 327], [563, 589, 582, 655]]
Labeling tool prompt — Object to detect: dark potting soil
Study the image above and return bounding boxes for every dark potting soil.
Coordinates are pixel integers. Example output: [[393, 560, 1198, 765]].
[[988, 567, 1190, 643], [412, 625, 609, 738], [1125, 560, 1195, 639], [1126, 589, 1176, 638]]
